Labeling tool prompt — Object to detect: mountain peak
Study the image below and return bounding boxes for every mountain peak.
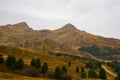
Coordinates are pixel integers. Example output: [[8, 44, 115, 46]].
[[11, 22, 32, 31], [62, 23, 77, 30], [14, 22, 29, 28], [54, 23, 78, 33]]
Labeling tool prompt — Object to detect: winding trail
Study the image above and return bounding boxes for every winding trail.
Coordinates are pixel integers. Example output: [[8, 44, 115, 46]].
[[101, 65, 117, 77], [84, 53, 118, 77]]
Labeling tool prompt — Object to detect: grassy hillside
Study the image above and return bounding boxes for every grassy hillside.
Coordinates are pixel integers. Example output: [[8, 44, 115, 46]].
[[0, 45, 85, 79], [0, 45, 117, 80]]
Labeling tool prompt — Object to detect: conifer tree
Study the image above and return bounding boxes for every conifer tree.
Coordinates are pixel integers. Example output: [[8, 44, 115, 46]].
[[76, 67, 79, 73], [16, 58, 24, 69], [62, 66, 67, 73], [115, 72, 120, 80], [55, 67, 62, 80], [41, 62, 48, 76], [88, 69, 98, 78], [99, 67, 106, 79], [80, 67, 86, 78], [68, 62, 71, 66], [6, 55, 16, 70], [35, 58, 41, 69], [31, 58, 36, 67], [0, 54, 4, 64]]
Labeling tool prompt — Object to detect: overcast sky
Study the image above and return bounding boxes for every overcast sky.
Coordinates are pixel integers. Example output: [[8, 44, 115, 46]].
[[0, 0, 120, 39]]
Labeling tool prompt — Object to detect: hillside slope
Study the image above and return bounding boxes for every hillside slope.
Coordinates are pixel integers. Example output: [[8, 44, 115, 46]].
[[0, 22, 120, 59]]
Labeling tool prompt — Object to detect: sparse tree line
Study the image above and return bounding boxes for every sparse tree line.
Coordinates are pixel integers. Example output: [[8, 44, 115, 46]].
[[86, 61, 107, 80], [0, 54, 24, 70], [0, 54, 49, 77], [74, 60, 107, 79], [0, 54, 120, 80], [79, 44, 120, 58], [0, 54, 72, 80]]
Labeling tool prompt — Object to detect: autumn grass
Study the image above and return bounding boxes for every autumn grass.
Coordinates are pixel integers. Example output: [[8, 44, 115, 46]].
[[0, 46, 116, 80]]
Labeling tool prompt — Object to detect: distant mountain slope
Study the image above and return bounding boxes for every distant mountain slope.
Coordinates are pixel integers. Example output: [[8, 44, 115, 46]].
[[0, 22, 120, 57], [52, 23, 120, 48]]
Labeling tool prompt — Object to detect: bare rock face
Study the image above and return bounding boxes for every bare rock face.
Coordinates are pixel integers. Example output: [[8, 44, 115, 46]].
[[9, 22, 32, 31]]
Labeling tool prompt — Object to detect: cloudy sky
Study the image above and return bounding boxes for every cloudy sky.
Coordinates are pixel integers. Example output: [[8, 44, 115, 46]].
[[0, 0, 120, 39]]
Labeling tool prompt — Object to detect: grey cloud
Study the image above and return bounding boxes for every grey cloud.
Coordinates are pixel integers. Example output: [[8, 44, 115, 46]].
[[0, 0, 120, 39]]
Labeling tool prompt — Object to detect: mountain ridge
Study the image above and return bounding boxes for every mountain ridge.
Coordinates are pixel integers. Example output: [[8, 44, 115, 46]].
[[0, 22, 120, 58]]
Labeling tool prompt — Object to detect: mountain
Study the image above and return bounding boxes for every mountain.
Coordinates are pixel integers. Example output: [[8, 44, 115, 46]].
[[0, 22, 32, 32], [0, 22, 120, 59], [0, 22, 119, 80], [52, 23, 120, 48]]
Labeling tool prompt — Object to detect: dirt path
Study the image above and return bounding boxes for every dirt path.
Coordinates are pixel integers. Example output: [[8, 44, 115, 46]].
[[84, 53, 118, 77], [101, 65, 117, 77]]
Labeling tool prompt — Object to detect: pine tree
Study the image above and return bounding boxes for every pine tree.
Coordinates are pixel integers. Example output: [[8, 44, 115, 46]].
[[68, 62, 71, 66], [35, 58, 41, 69], [118, 72, 120, 80], [16, 58, 24, 69], [85, 61, 94, 69], [115, 72, 120, 80], [31, 58, 36, 67], [6, 55, 16, 70], [99, 67, 106, 79], [0, 54, 4, 64], [81, 67, 84, 72], [88, 69, 98, 78], [76, 67, 79, 73], [41, 62, 48, 76], [62, 66, 67, 73], [55, 67, 62, 80], [80, 67, 86, 78]]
